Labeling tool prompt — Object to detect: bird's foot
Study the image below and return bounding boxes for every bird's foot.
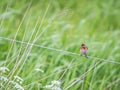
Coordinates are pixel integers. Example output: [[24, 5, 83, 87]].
[[85, 56, 89, 58]]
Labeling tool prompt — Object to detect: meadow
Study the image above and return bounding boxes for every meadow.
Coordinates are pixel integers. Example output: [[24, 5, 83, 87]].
[[0, 0, 120, 90]]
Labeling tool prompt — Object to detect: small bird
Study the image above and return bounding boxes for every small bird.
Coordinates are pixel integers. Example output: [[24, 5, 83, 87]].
[[80, 43, 88, 58]]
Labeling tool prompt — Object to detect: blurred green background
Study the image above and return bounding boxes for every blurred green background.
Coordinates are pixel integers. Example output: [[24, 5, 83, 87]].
[[0, 0, 120, 90]]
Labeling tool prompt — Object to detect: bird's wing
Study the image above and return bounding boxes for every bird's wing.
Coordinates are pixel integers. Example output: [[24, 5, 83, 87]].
[[87, 47, 88, 50]]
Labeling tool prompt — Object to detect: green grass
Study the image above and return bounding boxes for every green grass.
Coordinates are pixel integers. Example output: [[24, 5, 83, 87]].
[[0, 0, 120, 90]]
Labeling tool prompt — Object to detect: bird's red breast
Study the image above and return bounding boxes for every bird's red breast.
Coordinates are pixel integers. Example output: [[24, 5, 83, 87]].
[[80, 44, 88, 58], [80, 46, 88, 52]]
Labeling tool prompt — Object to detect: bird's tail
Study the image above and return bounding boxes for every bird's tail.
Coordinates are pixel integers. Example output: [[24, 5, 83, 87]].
[[85, 54, 89, 58]]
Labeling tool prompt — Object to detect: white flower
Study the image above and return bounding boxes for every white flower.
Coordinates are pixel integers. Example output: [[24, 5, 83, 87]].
[[45, 85, 53, 89], [35, 68, 44, 73], [14, 76, 23, 84], [0, 67, 10, 73], [0, 76, 8, 82], [9, 80, 24, 90], [0, 83, 4, 87], [19, 81, 23, 84], [9, 80, 16, 85], [51, 80, 61, 87], [52, 87, 62, 90], [45, 80, 62, 90], [14, 83, 24, 90]]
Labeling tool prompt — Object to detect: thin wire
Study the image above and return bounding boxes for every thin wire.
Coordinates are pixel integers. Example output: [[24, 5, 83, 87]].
[[0, 36, 120, 65]]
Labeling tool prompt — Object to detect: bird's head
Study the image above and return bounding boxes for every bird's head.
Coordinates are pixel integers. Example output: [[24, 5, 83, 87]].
[[81, 43, 86, 46]]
